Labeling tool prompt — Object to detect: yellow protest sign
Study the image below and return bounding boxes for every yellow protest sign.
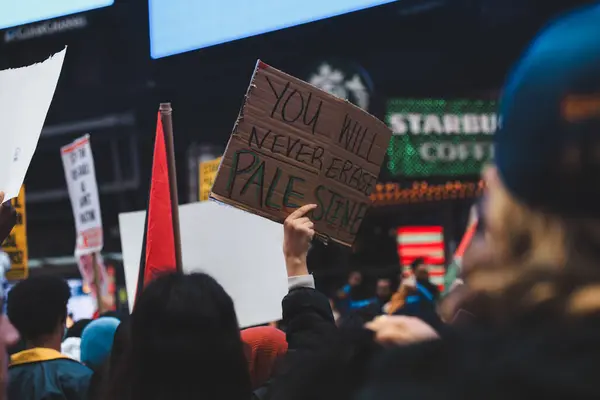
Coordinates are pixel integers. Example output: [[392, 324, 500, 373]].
[[199, 157, 222, 201], [3, 186, 28, 280]]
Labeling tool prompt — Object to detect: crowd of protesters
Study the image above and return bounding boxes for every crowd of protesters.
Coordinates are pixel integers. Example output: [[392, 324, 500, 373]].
[[329, 257, 440, 323], [0, 3, 599, 400]]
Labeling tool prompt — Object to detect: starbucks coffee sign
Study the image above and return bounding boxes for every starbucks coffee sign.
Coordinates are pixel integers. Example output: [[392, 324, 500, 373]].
[[386, 99, 498, 177]]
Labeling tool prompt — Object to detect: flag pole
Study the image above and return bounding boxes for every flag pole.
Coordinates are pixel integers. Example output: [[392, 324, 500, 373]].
[[159, 103, 182, 273], [134, 208, 149, 308]]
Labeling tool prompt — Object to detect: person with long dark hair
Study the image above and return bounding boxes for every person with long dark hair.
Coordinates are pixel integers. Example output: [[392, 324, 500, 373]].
[[109, 272, 251, 400]]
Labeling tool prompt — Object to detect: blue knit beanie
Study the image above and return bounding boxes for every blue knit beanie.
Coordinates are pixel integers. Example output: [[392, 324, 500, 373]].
[[80, 317, 121, 370], [495, 4, 600, 217]]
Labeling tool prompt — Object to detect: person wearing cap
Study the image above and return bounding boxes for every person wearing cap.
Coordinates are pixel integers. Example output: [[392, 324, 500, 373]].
[[81, 317, 121, 400], [241, 326, 288, 393], [361, 4, 600, 399], [80, 317, 121, 371]]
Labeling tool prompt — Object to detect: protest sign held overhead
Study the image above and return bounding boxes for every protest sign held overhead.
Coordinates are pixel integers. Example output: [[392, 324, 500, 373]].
[[0, 48, 66, 200], [2, 186, 28, 280], [199, 157, 222, 201], [210, 61, 392, 246], [61, 134, 103, 256], [119, 200, 288, 327]]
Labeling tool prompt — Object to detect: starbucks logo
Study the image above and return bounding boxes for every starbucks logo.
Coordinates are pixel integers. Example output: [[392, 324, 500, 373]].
[[308, 61, 372, 111]]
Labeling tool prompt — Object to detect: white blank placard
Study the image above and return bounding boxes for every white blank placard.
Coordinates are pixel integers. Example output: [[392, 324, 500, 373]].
[[119, 201, 288, 328], [0, 48, 66, 199]]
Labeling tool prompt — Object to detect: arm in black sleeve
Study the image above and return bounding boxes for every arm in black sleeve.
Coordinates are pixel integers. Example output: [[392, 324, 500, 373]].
[[265, 287, 343, 400]]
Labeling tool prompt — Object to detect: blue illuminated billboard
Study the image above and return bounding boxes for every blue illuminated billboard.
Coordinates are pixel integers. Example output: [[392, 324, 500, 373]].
[[149, 0, 398, 59], [0, 0, 114, 30]]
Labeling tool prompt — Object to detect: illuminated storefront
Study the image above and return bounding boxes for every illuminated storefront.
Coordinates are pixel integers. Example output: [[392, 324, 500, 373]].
[[349, 98, 495, 286]]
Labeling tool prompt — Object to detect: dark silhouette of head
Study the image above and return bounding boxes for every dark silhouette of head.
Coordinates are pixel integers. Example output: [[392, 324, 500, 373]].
[[7, 276, 70, 350], [410, 257, 429, 282], [127, 272, 251, 400], [375, 278, 392, 303], [108, 319, 130, 375], [92, 320, 131, 400], [65, 318, 92, 339], [348, 271, 362, 287]]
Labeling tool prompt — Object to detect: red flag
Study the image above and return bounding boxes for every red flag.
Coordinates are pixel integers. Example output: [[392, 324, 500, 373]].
[[138, 112, 176, 293], [454, 221, 478, 259], [454, 205, 479, 259]]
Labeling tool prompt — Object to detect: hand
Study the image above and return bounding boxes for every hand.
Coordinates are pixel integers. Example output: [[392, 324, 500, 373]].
[[365, 315, 439, 346], [399, 279, 416, 292], [283, 204, 317, 277]]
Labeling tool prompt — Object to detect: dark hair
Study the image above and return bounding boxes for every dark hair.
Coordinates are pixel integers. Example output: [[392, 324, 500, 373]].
[[102, 320, 131, 400], [7, 276, 70, 341], [337, 312, 383, 395], [108, 319, 130, 372], [272, 310, 382, 400], [410, 257, 426, 272], [65, 318, 92, 339], [91, 320, 132, 400], [114, 272, 251, 400]]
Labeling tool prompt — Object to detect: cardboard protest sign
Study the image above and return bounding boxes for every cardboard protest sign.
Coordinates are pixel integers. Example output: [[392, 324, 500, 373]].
[[0, 48, 66, 200], [2, 186, 28, 280], [199, 157, 222, 201], [61, 134, 103, 256], [210, 61, 392, 246]]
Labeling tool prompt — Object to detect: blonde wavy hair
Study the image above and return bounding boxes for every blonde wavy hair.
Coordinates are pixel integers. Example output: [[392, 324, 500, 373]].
[[461, 166, 600, 316]]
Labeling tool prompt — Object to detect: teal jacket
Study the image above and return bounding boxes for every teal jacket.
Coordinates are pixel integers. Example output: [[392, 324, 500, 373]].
[[8, 348, 93, 400]]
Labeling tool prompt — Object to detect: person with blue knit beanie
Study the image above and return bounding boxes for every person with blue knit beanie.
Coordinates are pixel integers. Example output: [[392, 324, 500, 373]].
[[80, 317, 121, 371]]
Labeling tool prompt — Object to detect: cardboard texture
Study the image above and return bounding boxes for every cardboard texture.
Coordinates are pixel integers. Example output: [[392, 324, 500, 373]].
[[210, 61, 391, 246]]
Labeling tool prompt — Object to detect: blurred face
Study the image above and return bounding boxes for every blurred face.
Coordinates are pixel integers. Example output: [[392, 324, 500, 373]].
[[348, 272, 362, 287], [482, 166, 503, 235], [0, 313, 19, 400], [376, 279, 392, 300], [414, 264, 429, 281], [482, 165, 522, 264], [462, 233, 494, 277]]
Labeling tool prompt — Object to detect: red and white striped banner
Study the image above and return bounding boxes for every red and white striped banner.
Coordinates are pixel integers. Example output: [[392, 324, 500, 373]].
[[397, 226, 445, 290]]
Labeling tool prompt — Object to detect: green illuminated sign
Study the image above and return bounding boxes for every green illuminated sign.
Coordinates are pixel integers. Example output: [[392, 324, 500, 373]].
[[386, 99, 498, 177]]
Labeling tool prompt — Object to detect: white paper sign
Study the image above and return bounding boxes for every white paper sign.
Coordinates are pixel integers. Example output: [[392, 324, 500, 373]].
[[0, 48, 67, 200], [61, 134, 103, 256], [118, 201, 289, 328]]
